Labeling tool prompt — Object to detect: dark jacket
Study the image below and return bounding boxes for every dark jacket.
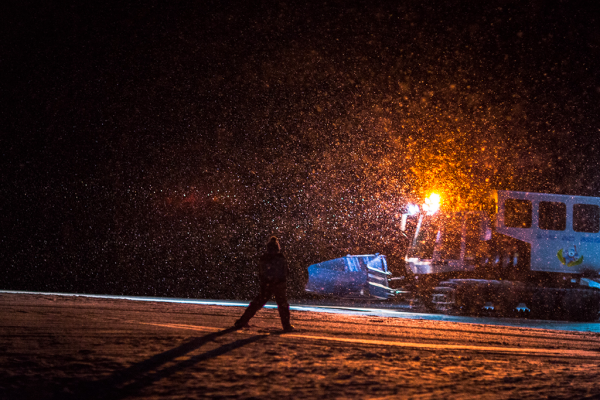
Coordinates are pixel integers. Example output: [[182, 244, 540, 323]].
[[258, 252, 288, 284]]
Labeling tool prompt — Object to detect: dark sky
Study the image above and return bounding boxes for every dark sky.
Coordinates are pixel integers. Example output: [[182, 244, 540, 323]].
[[2, 0, 600, 297]]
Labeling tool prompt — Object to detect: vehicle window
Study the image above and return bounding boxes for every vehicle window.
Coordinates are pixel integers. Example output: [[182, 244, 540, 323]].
[[573, 204, 600, 233], [504, 199, 532, 228], [539, 201, 566, 231]]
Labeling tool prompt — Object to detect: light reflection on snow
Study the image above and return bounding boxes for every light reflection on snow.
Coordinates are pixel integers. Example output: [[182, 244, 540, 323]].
[[3, 290, 598, 334]]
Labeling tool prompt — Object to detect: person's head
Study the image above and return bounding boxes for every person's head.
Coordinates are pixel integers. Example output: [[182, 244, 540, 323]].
[[266, 236, 280, 254]]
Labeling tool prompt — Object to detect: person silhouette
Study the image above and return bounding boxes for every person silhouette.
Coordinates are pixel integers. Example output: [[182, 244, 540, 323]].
[[234, 236, 294, 331]]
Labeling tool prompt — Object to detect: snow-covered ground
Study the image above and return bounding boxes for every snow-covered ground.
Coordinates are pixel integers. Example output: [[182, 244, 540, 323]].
[[1, 292, 600, 399]]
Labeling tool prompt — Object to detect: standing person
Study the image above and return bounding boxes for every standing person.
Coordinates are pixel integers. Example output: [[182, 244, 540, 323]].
[[234, 236, 294, 331]]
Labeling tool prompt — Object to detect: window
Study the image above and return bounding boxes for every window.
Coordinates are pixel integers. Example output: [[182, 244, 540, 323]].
[[573, 204, 600, 233], [539, 201, 566, 231], [504, 199, 532, 228]]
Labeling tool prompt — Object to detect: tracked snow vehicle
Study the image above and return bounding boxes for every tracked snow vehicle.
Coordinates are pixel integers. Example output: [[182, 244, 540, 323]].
[[405, 190, 600, 321], [305, 254, 395, 300]]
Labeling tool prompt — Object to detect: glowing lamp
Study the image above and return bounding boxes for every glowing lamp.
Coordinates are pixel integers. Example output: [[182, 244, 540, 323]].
[[423, 193, 441, 215], [406, 203, 420, 216]]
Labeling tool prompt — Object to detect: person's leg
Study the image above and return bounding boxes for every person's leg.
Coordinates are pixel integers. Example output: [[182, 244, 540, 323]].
[[273, 282, 293, 331], [235, 283, 272, 328]]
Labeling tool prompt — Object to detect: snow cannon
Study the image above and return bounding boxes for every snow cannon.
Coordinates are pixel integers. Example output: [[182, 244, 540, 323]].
[[305, 254, 395, 299]]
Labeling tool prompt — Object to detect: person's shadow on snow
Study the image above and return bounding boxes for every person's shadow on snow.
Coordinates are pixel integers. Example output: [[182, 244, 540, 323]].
[[58, 327, 267, 400]]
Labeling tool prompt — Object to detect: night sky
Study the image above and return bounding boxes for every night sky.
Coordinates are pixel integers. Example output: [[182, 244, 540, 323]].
[[2, 0, 599, 299]]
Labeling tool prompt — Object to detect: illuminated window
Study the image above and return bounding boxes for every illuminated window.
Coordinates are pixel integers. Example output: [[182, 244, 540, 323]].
[[504, 199, 532, 228], [539, 201, 566, 231], [573, 204, 600, 233]]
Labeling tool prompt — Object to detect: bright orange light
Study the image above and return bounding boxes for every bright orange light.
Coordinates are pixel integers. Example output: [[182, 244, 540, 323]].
[[423, 192, 441, 215]]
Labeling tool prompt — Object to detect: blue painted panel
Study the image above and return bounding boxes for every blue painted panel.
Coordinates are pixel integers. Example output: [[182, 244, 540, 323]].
[[306, 254, 392, 299]]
